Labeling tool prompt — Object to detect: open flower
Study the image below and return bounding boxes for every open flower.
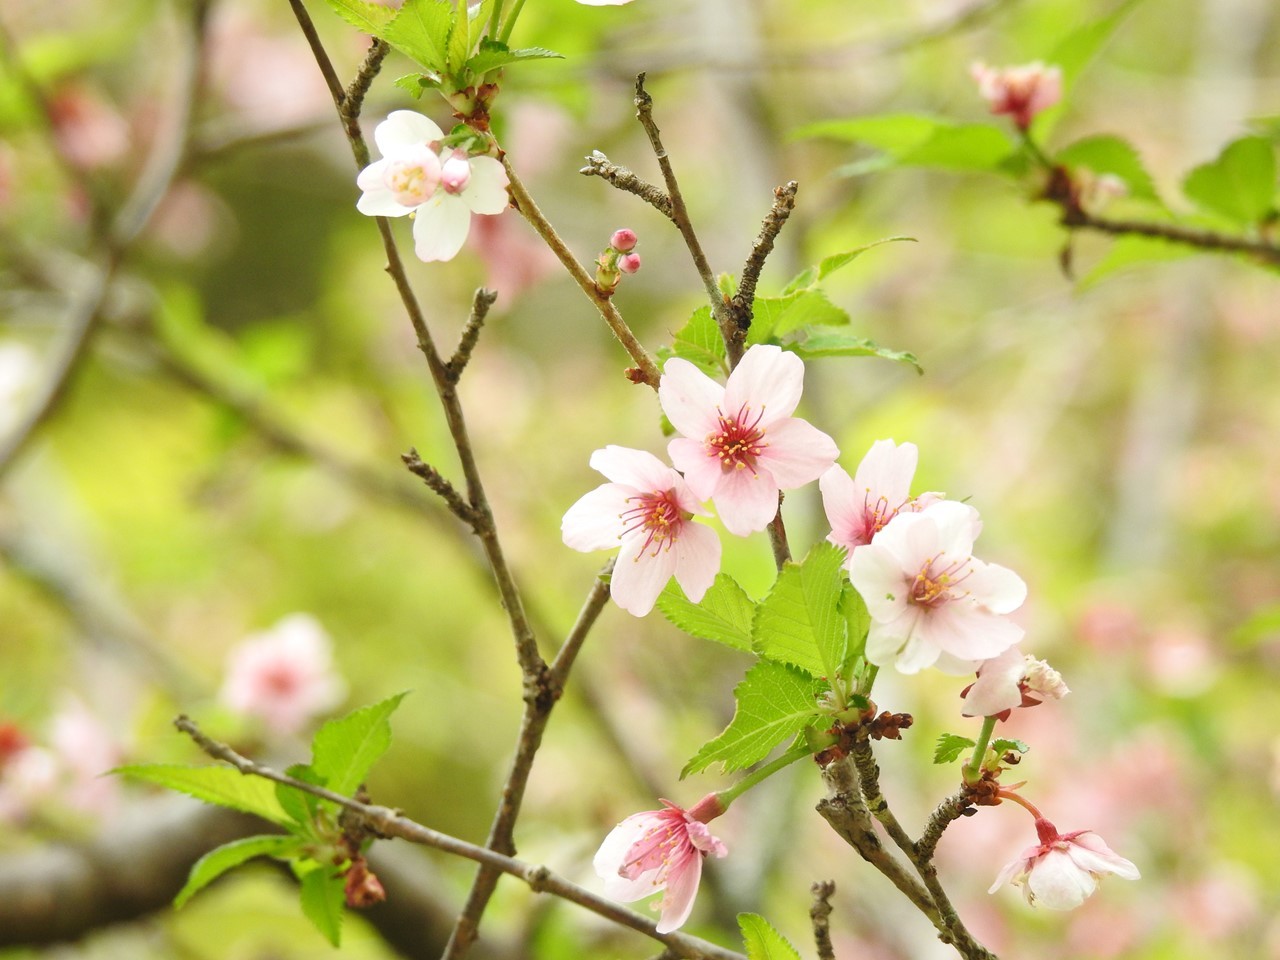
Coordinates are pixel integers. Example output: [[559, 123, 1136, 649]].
[[594, 794, 726, 933], [356, 111, 509, 262], [821, 439, 944, 565], [661, 345, 838, 536], [970, 61, 1062, 130], [961, 646, 1069, 718], [991, 818, 1140, 909], [562, 446, 720, 617], [849, 500, 1025, 674]]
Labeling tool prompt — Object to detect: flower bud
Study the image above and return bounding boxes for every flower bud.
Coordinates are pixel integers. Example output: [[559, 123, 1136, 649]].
[[440, 150, 472, 195], [618, 252, 641, 274], [610, 227, 638, 252]]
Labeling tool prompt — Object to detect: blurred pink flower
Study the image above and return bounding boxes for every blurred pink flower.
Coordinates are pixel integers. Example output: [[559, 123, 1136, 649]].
[[970, 61, 1062, 130], [220, 614, 347, 735], [48, 83, 131, 170], [562, 446, 720, 617], [990, 818, 1139, 910], [662, 345, 838, 536], [962, 646, 1068, 718], [594, 794, 726, 933], [50, 697, 124, 815], [356, 111, 509, 262], [850, 501, 1025, 673]]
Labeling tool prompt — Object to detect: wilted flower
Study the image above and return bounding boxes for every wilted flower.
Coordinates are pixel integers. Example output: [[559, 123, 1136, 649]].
[[961, 645, 1069, 718], [990, 818, 1140, 910], [594, 794, 726, 933], [971, 61, 1062, 129]]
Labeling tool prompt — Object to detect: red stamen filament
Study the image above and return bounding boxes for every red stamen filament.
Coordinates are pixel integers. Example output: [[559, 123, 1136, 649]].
[[621, 490, 684, 558], [706, 404, 768, 474]]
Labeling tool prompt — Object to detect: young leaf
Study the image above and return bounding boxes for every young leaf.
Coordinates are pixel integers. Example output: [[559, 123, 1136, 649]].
[[320, 0, 396, 36], [445, 4, 471, 72], [176, 834, 303, 908], [790, 113, 947, 152], [276, 763, 326, 827], [748, 290, 849, 343], [752, 541, 847, 681], [118, 764, 293, 826], [1183, 136, 1277, 225], [393, 73, 436, 98], [1055, 134, 1160, 202], [311, 692, 409, 798], [299, 865, 346, 947], [781, 237, 916, 295], [666, 305, 726, 374], [933, 733, 977, 765], [839, 583, 870, 664], [381, 0, 454, 73], [899, 124, 1016, 171], [739, 913, 803, 960], [656, 574, 756, 653], [785, 328, 922, 373], [991, 738, 1030, 756], [467, 41, 564, 76], [682, 661, 824, 777]]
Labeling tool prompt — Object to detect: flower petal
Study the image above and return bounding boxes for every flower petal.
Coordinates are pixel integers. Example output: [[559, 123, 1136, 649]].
[[967, 560, 1027, 614], [852, 439, 918, 506], [594, 812, 665, 902], [712, 463, 780, 536], [722, 345, 803, 426], [916, 600, 1023, 662], [589, 445, 676, 492], [820, 464, 865, 554], [667, 437, 720, 502], [961, 646, 1027, 717], [757, 416, 838, 488], [411, 194, 471, 262], [611, 537, 679, 616], [375, 110, 444, 155], [460, 156, 510, 215], [562, 483, 630, 552], [356, 160, 412, 217], [654, 848, 703, 933], [1066, 833, 1140, 880], [1027, 849, 1096, 910], [673, 522, 721, 603], [848, 542, 909, 623], [659, 358, 724, 439]]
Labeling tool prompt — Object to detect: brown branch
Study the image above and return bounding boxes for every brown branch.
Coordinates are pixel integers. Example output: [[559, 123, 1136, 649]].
[[849, 738, 917, 858], [916, 792, 972, 864], [447, 288, 499, 382], [341, 39, 390, 147], [1061, 207, 1280, 266], [580, 150, 674, 220], [810, 881, 837, 960], [401, 449, 482, 529], [728, 181, 799, 332], [174, 717, 746, 960]]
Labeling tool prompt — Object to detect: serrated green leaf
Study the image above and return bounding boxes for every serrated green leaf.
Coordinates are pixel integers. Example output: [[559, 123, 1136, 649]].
[[176, 835, 303, 908], [785, 328, 922, 373], [320, 0, 395, 35], [446, 8, 471, 72], [1183, 136, 1277, 225], [312, 692, 408, 798], [469, 0, 496, 46], [668, 305, 726, 374], [752, 542, 847, 680], [656, 574, 755, 653], [991, 738, 1030, 755], [393, 73, 437, 98], [933, 733, 977, 765], [276, 763, 326, 827], [780, 238, 916, 295], [467, 41, 563, 75], [299, 865, 345, 946], [1055, 134, 1159, 202], [119, 764, 293, 826], [683, 661, 823, 777], [739, 913, 803, 960], [749, 290, 849, 342], [839, 583, 869, 665], [381, 0, 454, 72]]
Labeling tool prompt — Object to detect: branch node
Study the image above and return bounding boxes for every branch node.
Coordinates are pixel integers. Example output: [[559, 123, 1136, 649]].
[[729, 180, 800, 336], [401, 449, 481, 529], [579, 150, 674, 220]]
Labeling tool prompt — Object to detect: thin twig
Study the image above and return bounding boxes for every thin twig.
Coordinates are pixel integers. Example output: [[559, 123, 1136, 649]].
[[173, 716, 744, 960], [849, 738, 917, 858], [402, 449, 482, 528], [447, 288, 499, 382], [916, 792, 972, 864], [728, 181, 799, 333], [341, 39, 390, 148], [579, 150, 674, 220], [1062, 207, 1280, 265], [809, 881, 837, 960]]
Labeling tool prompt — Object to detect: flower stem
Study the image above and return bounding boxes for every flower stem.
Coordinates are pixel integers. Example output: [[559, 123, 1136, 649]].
[[995, 789, 1044, 821], [961, 715, 998, 784], [488, 0, 504, 37], [716, 743, 812, 809], [498, 0, 527, 44], [858, 663, 879, 699]]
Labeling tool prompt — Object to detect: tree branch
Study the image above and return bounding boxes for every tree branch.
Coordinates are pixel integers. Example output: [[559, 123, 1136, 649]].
[[809, 881, 837, 960], [579, 150, 674, 221]]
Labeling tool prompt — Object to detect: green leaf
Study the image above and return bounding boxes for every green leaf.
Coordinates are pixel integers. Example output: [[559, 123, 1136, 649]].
[[1055, 134, 1159, 202], [839, 582, 870, 665], [311, 692, 409, 798], [276, 763, 327, 827], [752, 542, 847, 680], [785, 328, 922, 373], [1183, 136, 1277, 225], [393, 73, 437, 98], [468, 0, 496, 48], [666, 305, 726, 374], [1046, 0, 1145, 89], [381, 0, 454, 72], [176, 835, 303, 908], [299, 865, 346, 947], [683, 661, 823, 777], [119, 764, 293, 827], [898, 124, 1016, 171], [991, 738, 1030, 756], [750, 290, 850, 342], [656, 574, 756, 653], [466, 40, 563, 76], [320, 0, 395, 35], [791, 113, 946, 151], [781, 238, 917, 295], [1079, 233, 1195, 288], [446, 3, 471, 71], [933, 733, 977, 765], [739, 913, 803, 960]]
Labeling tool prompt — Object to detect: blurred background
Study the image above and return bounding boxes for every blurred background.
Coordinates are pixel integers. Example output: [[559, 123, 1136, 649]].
[[1, 0, 1279, 957]]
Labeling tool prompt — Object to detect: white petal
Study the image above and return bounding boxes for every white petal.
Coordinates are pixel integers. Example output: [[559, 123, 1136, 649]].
[[590, 446, 676, 492], [1027, 850, 1095, 910], [711, 463, 780, 536], [659, 358, 724, 439], [668, 437, 720, 502], [673, 522, 721, 603], [848, 543, 908, 623], [356, 160, 412, 217], [610, 538, 679, 616], [917, 601, 1023, 662], [894, 627, 942, 674], [961, 646, 1026, 717], [852, 439, 918, 506], [967, 560, 1027, 614], [412, 194, 471, 262], [722, 345, 803, 427], [561, 484, 630, 552], [595, 813, 664, 902], [461, 156, 510, 215], [1067, 833, 1140, 880], [375, 110, 444, 156], [757, 417, 839, 488], [918, 500, 979, 558]]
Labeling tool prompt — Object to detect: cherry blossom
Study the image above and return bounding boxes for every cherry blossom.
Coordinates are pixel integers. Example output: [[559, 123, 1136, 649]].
[[661, 345, 838, 536], [356, 111, 509, 263], [219, 614, 347, 735], [0, 724, 56, 824], [970, 61, 1062, 130], [820, 439, 944, 564], [593, 794, 726, 933], [990, 818, 1140, 910], [561, 446, 720, 617], [961, 646, 1069, 718], [49, 697, 124, 815], [848, 500, 1026, 674]]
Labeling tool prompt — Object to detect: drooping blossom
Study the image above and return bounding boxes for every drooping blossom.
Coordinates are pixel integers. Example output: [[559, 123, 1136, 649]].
[[219, 614, 347, 735], [848, 500, 1025, 674], [593, 794, 726, 933], [990, 818, 1139, 910], [970, 61, 1062, 130], [661, 345, 839, 536], [961, 645, 1069, 718], [820, 439, 945, 565], [356, 111, 509, 262], [561, 446, 720, 617]]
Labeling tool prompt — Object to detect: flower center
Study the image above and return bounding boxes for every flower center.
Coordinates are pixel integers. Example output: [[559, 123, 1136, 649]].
[[261, 664, 300, 696], [908, 554, 971, 608], [384, 146, 441, 207], [861, 491, 911, 542], [706, 404, 767, 474], [620, 490, 686, 557]]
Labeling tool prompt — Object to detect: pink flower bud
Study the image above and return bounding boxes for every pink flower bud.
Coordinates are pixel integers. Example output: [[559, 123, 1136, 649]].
[[970, 61, 1062, 130], [610, 227, 638, 252], [440, 150, 472, 195], [618, 252, 642, 274]]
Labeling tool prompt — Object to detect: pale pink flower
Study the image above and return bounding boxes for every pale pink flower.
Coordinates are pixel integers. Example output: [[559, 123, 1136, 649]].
[[820, 439, 945, 564], [594, 794, 727, 933], [49, 697, 124, 815], [562, 446, 720, 617], [970, 61, 1062, 129], [219, 614, 347, 735], [356, 111, 509, 263], [661, 345, 839, 536], [961, 646, 1069, 718], [848, 500, 1025, 674], [0, 724, 57, 824], [990, 818, 1139, 910]]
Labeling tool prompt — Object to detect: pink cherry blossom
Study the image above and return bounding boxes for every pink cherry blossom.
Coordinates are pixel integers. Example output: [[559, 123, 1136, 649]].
[[356, 111, 509, 263], [593, 794, 726, 933], [970, 61, 1062, 130], [0, 724, 57, 824], [661, 345, 839, 536], [820, 439, 945, 564], [990, 818, 1139, 910], [961, 646, 1069, 717], [49, 697, 124, 815], [219, 614, 347, 735], [562, 446, 720, 617], [848, 500, 1026, 674]]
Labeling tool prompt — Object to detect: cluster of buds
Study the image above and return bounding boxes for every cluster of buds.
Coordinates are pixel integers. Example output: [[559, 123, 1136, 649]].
[[594, 228, 642, 296]]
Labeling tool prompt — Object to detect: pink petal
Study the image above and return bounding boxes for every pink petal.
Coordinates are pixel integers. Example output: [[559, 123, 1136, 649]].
[[461, 155, 510, 215], [659, 358, 724, 439], [654, 849, 703, 933], [667, 437, 721, 502], [757, 417, 839, 488], [356, 160, 412, 217], [561, 483, 630, 552], [820, 464, 865, 554], [1027, 849, 1095, 910], [611, 536, 680, 616], [594, 813, 665, 902], [672, 522, 721, 603], [916, 601, 1023, 662], [852, 439, 918, 506], [711, 463, 780, 536], [374, 110, 444, 155], [967, 560, 1027, 614], [590, 445, 677, 492], [722, 345, 803, 427], [989, 854, 1031, 894], [848, 542, 909, 622], [411, 194, 471, 262], [961, 646, 1027, 717]]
